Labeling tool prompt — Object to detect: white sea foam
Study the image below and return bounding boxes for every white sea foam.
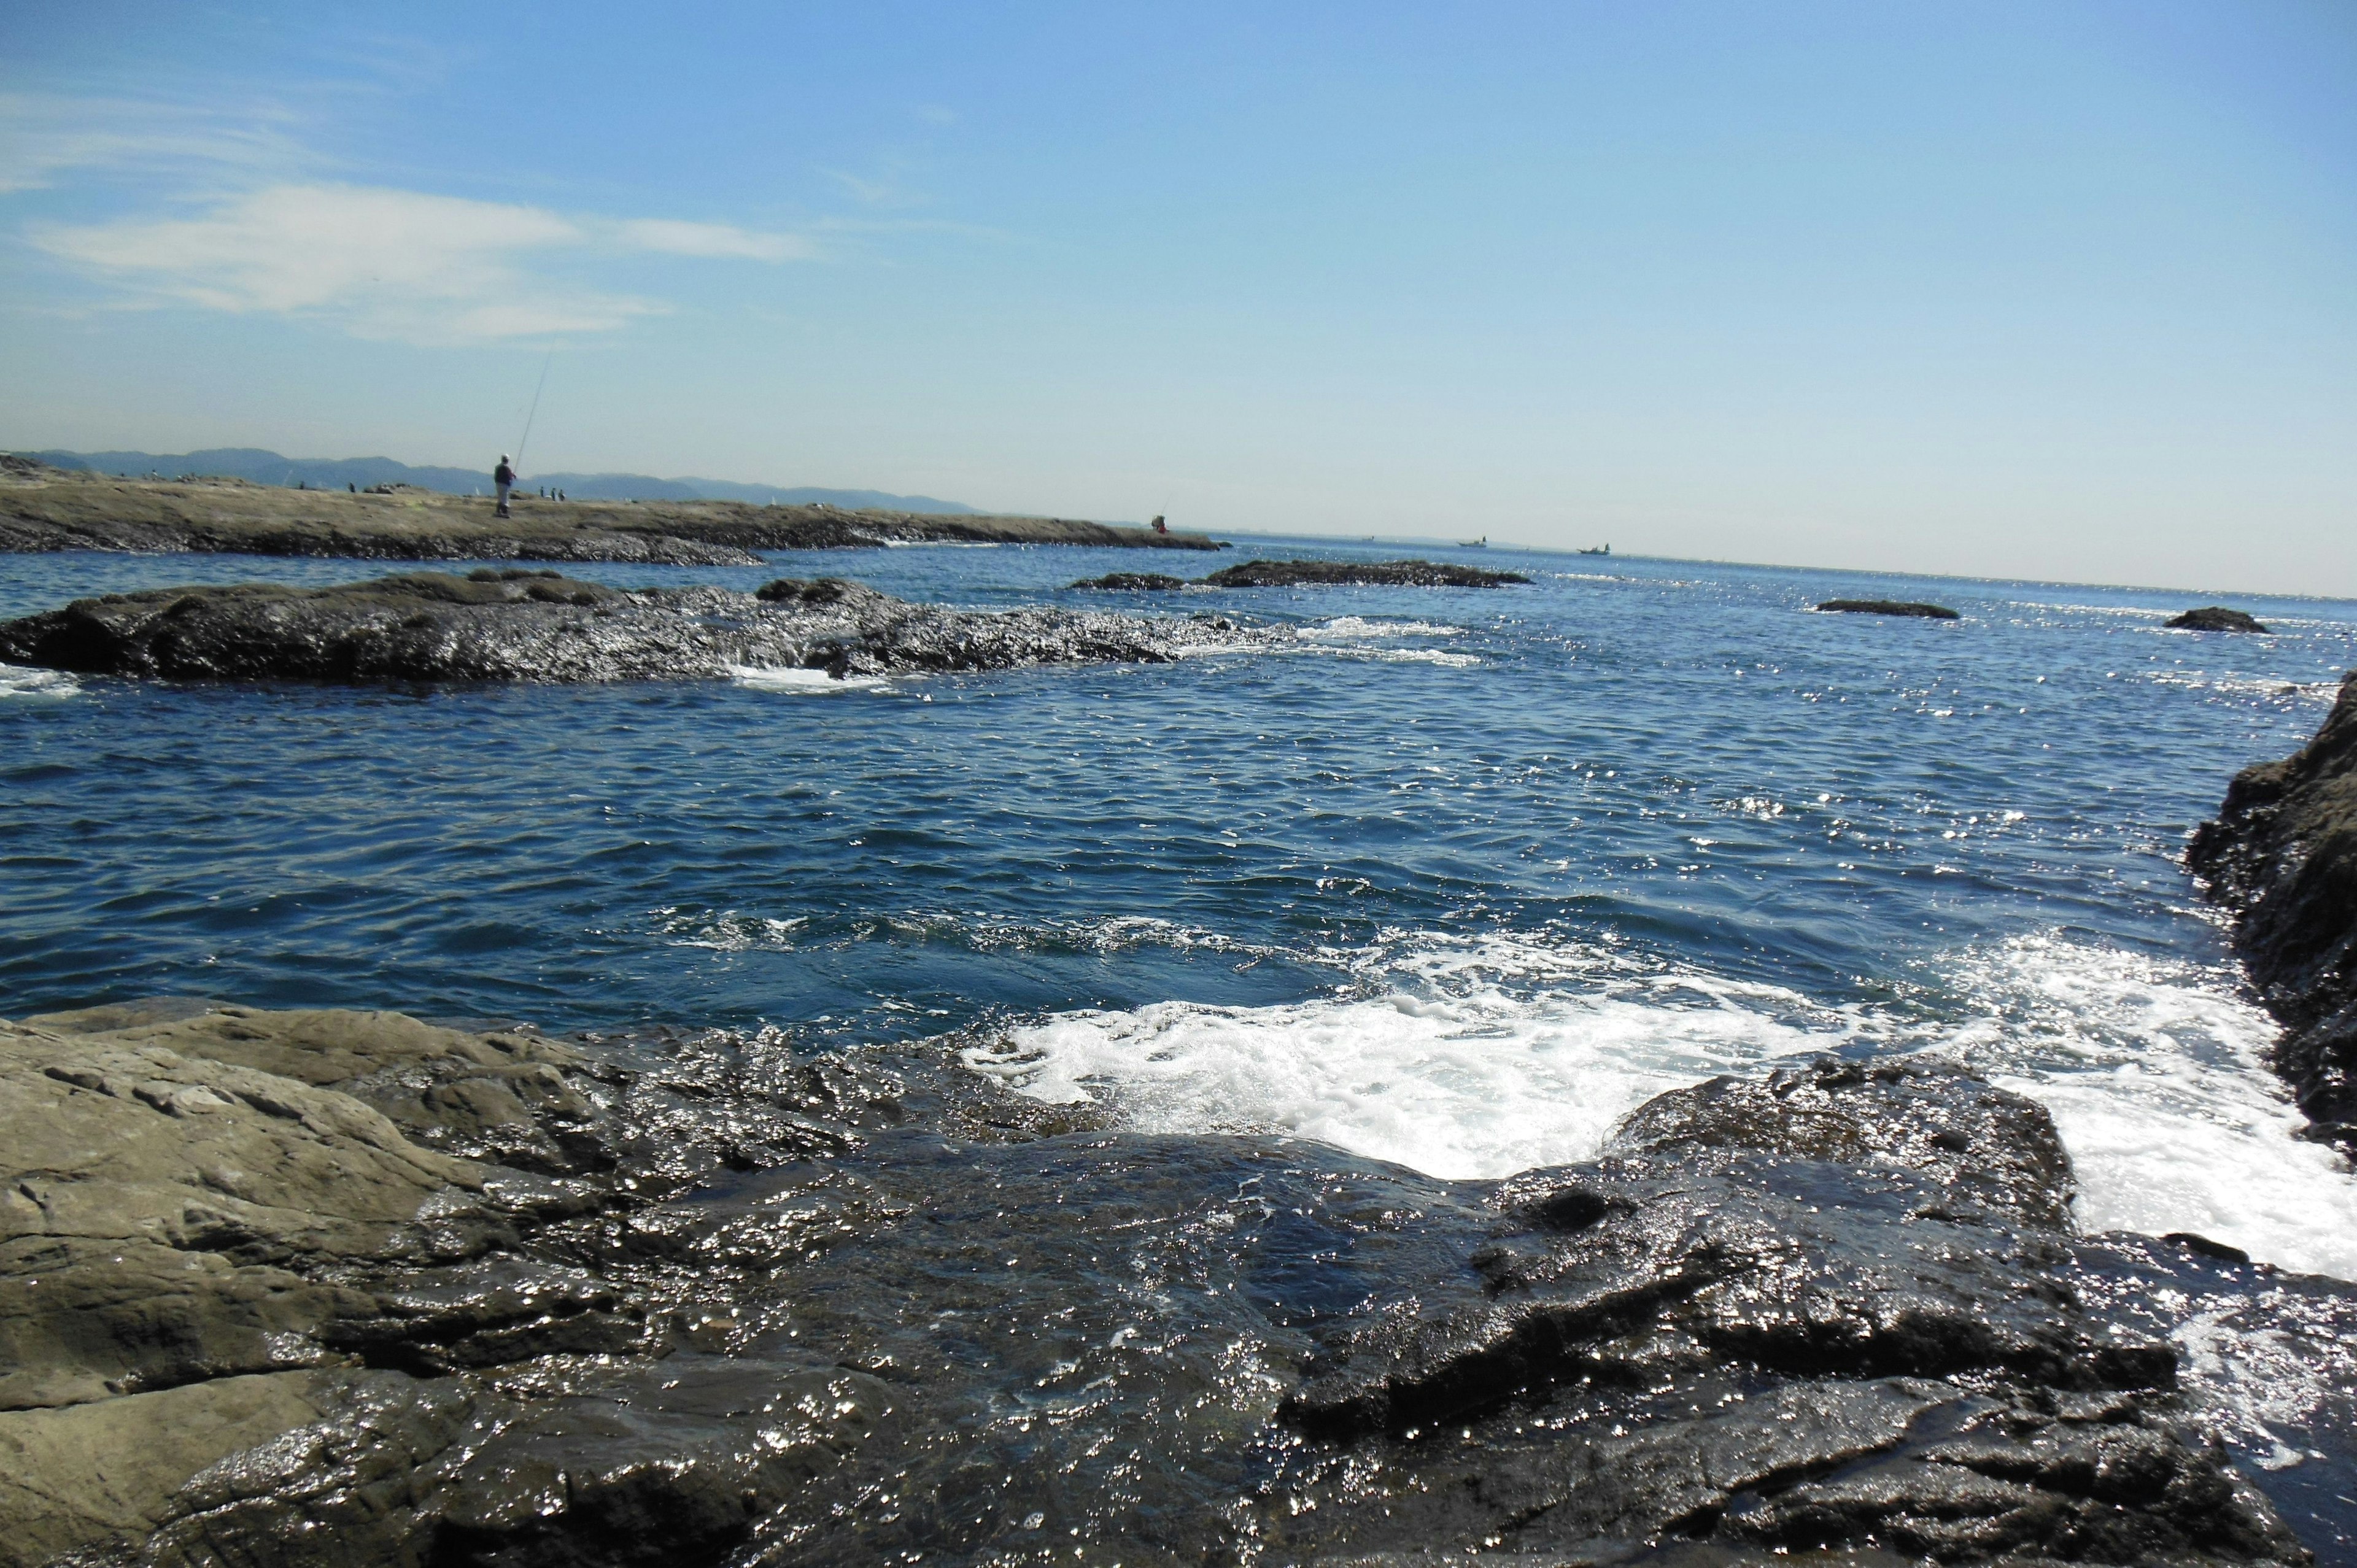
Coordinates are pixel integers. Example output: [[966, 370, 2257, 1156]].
[[0, 666, 78, 698], [1296, 617, 1466, 640], [968, 934, 1881, 1180], [971, 927, 2357, 1280], [1946, 935, 2357, 1280], [727, 664, 894, 693]]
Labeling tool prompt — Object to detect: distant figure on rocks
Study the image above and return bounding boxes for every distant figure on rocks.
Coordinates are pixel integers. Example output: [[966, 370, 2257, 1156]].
[[494, 455, 516, 518], [1151, 514, 1168, 535], [347, 482, 356, 493]]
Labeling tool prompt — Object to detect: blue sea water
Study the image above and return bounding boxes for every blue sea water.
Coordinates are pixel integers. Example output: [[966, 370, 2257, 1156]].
[[4, 538, 2356, 1281]]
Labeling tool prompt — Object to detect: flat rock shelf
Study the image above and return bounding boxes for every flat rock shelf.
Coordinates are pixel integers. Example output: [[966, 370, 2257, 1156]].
[[0, 1000, 2337, 1568], [0, 569, 1271, 684], [0, 458, 1225, 563]]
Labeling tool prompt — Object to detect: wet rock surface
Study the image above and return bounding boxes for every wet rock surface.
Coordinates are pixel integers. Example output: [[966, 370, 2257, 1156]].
[[2170, 607, 2273, 633], [0, 570, 1278, 685], [2189, 672, 2357, 1141], [2, 1005, 2342, 1568], [1813, 600, 1960, 620]]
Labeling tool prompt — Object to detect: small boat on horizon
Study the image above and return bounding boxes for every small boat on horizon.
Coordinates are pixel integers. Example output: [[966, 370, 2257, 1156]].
[[1460, 535, 1488, 547], [1579, 543, 1611, 556]]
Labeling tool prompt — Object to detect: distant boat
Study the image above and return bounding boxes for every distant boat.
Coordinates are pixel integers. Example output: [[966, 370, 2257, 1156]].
[[1579, 544, 1611, 556], [1460, 535, 1488, 547]]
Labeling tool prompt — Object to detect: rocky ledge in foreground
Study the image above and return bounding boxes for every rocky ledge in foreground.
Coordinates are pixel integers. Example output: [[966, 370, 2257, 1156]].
[[0, 458, 1224, 562], [2191, 671, 2357, 1142], [0, 569, 1265, 683], [1814, 599, 1961, 619], [3, 999, 2342, 1568], [1073, 557, 1530, 590], [2170, 607, 2273, 634]]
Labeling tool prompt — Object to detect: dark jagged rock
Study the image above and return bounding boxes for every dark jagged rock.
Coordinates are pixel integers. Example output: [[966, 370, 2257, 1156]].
[[2, 1006, 2332, 1568], [1068, 571, 1186, 590], [2171, 606, 2274, 634], [1199, 557, 1531, 588], [0, 570, 1277, 685], [2189, 673, 2357, 1142], [1814, 599, 1961, 619]]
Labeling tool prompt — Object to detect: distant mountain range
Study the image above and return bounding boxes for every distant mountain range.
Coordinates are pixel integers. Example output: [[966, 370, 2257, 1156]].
[[15, 448, 980, 514]]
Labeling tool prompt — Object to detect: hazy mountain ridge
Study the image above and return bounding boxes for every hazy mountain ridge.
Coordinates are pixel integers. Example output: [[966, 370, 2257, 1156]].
[[17, 449, 979, 514]]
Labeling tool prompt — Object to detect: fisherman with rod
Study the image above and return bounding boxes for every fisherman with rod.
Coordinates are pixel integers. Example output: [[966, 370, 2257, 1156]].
[[493, 351, 554, 518]]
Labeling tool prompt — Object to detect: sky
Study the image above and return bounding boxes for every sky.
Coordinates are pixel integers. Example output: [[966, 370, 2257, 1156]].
[[1, 1, 2351, 596]]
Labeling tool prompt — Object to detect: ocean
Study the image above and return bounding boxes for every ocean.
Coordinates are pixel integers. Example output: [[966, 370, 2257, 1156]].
[[4, 536, 2354, 1287]]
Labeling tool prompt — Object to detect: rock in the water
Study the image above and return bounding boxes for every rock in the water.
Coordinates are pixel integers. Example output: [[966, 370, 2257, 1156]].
[[0, 1004, 2328, 1568], [2170, 606, 2273, 633], [1198, 558, 1531, 587], [0, 570, 1276, 685], [1068, 572, 1186, 590], [2189, 671, 2357, 1141], [1814, 599, 1960, 619]]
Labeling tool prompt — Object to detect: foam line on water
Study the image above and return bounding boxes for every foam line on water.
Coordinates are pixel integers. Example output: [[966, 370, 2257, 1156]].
[[0, 666, 77, 698], [968, 934, 1882, 1181], [1943, 933, 2357, 1280], [971, 929, 2357, 1280], [727, 664, 894, 693], [1296, 617, 1466, 639]]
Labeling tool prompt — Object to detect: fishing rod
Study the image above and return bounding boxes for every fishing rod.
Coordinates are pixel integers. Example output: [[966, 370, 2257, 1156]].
[[514, 349, 554, 469]]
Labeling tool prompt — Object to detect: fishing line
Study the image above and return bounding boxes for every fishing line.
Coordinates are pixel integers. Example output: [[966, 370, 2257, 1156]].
[[514, 350, 554, 468]]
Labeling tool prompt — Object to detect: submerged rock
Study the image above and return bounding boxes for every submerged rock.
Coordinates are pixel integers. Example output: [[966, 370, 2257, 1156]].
[[1814, 599, 1960, 619], [2170, 606, 2273, 633], [2190, 671, 2357, 1142], [1199, 557, 1531, 587], [0, 570, 1275, 685], [0, 1003, 2331, 1567]]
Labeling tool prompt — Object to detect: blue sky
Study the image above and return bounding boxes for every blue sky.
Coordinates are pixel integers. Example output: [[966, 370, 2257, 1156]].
[[3, 1, 2351, 594]]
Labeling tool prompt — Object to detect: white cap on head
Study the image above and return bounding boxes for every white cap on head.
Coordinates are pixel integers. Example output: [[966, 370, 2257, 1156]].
[[500, 454, 510, 462]]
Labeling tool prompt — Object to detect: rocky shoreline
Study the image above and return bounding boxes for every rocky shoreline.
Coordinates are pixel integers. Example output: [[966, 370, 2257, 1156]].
[[0, 460, 1225, 563], [3, 999, 2342, 1567], [2190, 671, 2357, 1143], [0, 570, 1268, 684]]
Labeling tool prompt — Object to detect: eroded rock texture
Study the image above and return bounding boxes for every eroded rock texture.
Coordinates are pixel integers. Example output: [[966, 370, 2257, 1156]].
[[0, 1003, 2337, 1567], [2190, 672, 2357, 1141], [0, 570, 1272, 685]]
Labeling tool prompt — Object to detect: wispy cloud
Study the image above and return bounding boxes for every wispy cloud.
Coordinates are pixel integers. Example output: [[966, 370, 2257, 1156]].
[[0, 91, 306, 195], [616, 218, 813, 261], [31, 182, 812, 344]]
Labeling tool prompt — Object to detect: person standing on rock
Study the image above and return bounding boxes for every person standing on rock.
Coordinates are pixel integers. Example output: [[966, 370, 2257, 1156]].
[[494, 455, 516, 518]]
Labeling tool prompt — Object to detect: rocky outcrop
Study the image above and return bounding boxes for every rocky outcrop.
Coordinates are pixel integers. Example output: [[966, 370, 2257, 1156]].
[[0, 570, 1272, 684], [1814, 599, 1961, 619], [2171, 607, 2273, 633], [1200, 557, 1531, 587], [1070, 560, 1532, 590], [0, 1003, 2329, 1567], [2190, 673, 2357, 1141], [0, 462, 1223, 560], [1068, 571, 1186, 590]]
